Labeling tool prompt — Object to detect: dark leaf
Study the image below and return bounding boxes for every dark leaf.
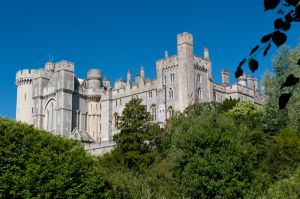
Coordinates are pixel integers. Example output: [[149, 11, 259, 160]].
[[282, 21, 291, 31], [272, 31, 287, 47], [261, 33, 273, 43], [248, 58, 259, 73], [263, 43, 272, 56], [250, 45, 259, 56], [238, 58, 246, 67], [297, 58, 300, 65], [279, 93, 292, 109], [281, 74, 300, 89], [264, 0, 280, 10], [285, 12, 294, 23], [285, 0, 300, 6], [274, 18, 284, 29], [296, 5, 300, 18], [235, 67, 243, 78]]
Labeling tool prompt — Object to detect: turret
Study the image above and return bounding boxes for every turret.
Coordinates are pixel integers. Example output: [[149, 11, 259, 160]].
[[16, 69, 35, 124], [165, 50, 168, 59], [238, 74, 247, 87], [140, 66, 145, 80], [247, 76, 255, 90], [204, 48, 209, 60], [177, 32, 195, 111], [221, 69, 229, 86], [104, 78, 110, 90], [86, 69, 102, 89]]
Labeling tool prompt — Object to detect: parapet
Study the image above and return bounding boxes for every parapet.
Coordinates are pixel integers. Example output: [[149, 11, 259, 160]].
[[32, 69, 53, 80], [45, 62, 55, 71], [55, 60, 74, 72], [16, 69, 34, 80], [87, 69, 102, 79], [177, 32, 193, 46]]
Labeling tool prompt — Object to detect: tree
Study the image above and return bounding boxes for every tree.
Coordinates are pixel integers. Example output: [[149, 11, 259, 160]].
[[112, 98, 162, 172], [168, 104, 263, 198], [262, 45, 300, 132], [0, 118, 112, 198], [235, 0, 300, 109]]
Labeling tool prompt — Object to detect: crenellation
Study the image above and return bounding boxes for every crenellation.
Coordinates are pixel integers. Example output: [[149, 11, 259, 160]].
[[16, 32, 264, 155]]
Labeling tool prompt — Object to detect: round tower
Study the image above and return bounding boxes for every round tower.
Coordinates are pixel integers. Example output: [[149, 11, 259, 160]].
[[86, 69, 102, 89], [16, 69, 35, 124]]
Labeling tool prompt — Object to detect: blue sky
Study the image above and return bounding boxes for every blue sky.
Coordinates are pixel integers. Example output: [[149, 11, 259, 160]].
[[0, 0, 299, 119]]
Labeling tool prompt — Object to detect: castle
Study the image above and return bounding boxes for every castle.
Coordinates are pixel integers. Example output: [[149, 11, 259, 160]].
[[16, 32, 263, 155]]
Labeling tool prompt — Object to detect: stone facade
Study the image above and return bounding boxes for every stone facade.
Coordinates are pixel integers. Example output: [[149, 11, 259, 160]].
[[16, 32, 263, 155]]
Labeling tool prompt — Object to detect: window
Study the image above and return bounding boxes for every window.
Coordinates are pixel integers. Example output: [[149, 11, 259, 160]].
[[25, 94, 26, 100], [213, 92, 217, 101], [170, 73, 175, 82], [168, 88, 174, 99], [148, 91, 153, 98], [164, 75, 167, 85], [120, 98, 122, 105], [150, 105, 157, 121], [197, 74, 202, 83], [167, 107, 175, 119], [198, 88, 202, 99], [115, 100, 117, 106], [113, 113, 118, 130]]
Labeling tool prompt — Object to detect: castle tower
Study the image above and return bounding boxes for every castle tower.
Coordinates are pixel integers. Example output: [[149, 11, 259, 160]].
[[54, 60, 75, 136], [16, 69, 34, 124], [86, 69, 102, 142], [177, 32, 195, 111], [221, 69, 229, 86]]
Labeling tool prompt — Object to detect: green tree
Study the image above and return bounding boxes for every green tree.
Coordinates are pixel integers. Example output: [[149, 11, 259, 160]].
[[262, 45, 300, 132], [112, 98, 162, 172], [168, 104, 262, 198], [0, 118, 112, 199]]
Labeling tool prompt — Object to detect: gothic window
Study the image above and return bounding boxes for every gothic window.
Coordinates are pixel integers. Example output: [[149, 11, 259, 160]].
[[164, 75, 167, 85], [197, 74, 202, 83], [167, 106, 175, 119], [150, 105, 157, 121], [170, 73, 175, 83], [198, 88, 202, 99], [168, 88, 174, 99], [45, 100, 56, 131], [113, 113, 118, 130], [149, 91, 152, 98], [120, 98, 122, 105]]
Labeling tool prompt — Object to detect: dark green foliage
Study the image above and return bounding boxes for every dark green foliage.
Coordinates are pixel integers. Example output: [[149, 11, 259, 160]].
[[0, 118, 111, 199], [112, 98, 163, 172]]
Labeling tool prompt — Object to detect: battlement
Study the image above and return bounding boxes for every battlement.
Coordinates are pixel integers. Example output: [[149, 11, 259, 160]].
[[32, 69, 53, 79], [87, 69, 102, 79], [177, 32, 193, 46], [16, 69, 37, 81], [55, 60, 74, 72]]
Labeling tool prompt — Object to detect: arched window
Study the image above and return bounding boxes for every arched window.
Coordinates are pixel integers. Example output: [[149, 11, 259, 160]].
[[170, 73, 175, 82], [167, 106, 175, 119], [113, 113, 118, 130], [198, 88, 202, 99], [168, 88, 174, 99], [164, 75, 167, 85], [197, 74, 201, 83], [150, 105, 157, 121], [45, 100, 56, 132]]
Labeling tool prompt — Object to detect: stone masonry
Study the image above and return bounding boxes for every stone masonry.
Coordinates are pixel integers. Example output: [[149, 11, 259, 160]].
[[16, 32, 263, 155]]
